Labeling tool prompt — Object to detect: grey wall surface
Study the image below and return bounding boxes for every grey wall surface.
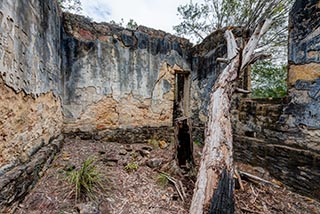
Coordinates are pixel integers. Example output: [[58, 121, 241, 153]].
[[0, 0, 62, 95], [61, 14, 192, 132], [0, 0, 63, 209]]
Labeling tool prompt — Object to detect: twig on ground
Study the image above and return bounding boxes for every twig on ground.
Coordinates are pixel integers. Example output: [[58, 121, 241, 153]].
[[159, 171, 185, 202], [235, 169, 244, 191], [241, 207, 264, 214], [178, 180, 187, 199], [239, 170, 280, 188]]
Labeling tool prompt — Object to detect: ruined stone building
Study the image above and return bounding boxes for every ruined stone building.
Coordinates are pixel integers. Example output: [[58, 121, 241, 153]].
[[0, 0, 319, 208]]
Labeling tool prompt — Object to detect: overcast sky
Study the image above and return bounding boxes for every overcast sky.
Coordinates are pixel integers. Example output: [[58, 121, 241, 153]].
[[80, 0, 192, 33]]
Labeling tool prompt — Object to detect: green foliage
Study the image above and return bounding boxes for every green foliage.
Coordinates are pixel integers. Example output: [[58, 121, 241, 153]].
[[174, 0, 293, 47], [173, 2, 212, 42], [66, 158, 101, 201], [110, 18, 138, 30], [251, 61, 287, 98], [58, 0, 82, 13], [126, 19, 138, 30], [148, 139, 159, 148], [110, 18, 125, 27], [130, 151, 139, 159], [193, 139, 202, 146], [156, 173, 169, 187], [124, 162, 139, 172]]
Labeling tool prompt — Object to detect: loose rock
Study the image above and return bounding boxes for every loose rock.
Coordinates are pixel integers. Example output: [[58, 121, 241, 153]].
[[119, 149, 127, 155], [138, 149, 150, 157], [75, 202, 99, 214], [146, 158, 163, 168], [159, 140, 168, 149]]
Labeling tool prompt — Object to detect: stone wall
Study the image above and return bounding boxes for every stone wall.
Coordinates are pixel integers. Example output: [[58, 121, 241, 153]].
[[62, 14, 192, 134], [0, 0, 63, 208], [287, 0, 320, 133], [233, 0, 320, 199], [232, 97, 320, 199]]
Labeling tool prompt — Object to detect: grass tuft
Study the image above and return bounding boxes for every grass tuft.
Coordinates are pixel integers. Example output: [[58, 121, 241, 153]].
[[67, 157, 102, 202], [157, 173, 169, 187]]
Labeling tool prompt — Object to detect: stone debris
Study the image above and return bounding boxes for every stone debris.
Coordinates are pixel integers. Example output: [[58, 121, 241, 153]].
[[159, 140, 168, 149], [118, 149, 127, 156], [147, 158, 163, 168], [138, 149, 150, 157], [141, 146, 153, 151], [75, 202, 99, 214]]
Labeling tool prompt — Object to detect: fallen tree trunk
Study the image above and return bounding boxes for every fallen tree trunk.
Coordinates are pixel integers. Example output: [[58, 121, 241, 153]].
[[190, 20, 272, 214], [189, 30, 240, 214]]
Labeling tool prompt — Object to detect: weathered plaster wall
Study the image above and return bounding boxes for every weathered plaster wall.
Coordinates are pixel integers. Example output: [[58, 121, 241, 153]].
[[0, 1, 62, 95], [233, 0, 320, 199], [0, 0, 63, 208], [190, 30, 226, 142], [62, 14, 192, 133], [288, 0, 320, 85]]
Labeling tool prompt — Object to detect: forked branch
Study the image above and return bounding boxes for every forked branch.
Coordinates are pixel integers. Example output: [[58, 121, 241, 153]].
[[241, 18, 273, 71]]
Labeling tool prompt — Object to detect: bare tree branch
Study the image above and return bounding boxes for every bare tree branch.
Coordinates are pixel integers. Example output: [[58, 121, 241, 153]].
[[241, 18, 273, 71]]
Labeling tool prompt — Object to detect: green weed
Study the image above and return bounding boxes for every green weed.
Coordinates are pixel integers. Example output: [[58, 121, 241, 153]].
[[124, 162, 139, 172], [66, 158, 101, 202], [156, 173, 169, 187], [147, 139, 159, 148], [193, 139, 202, 146]]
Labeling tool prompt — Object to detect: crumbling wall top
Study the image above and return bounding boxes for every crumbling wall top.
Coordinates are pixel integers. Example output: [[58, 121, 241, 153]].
[[63, 13, 192, 55]]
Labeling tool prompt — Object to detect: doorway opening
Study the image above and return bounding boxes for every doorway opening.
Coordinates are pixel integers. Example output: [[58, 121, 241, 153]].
[[173, 69, 193, 167]]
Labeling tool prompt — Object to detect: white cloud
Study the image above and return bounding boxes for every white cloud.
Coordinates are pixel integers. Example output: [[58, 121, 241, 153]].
[[80, 0, 191, 33]]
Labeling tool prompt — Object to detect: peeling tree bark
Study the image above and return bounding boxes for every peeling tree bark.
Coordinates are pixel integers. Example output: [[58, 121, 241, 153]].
[[190, 20, 272, 214]]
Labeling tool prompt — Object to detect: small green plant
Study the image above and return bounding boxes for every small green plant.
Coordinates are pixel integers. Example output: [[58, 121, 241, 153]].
[[193, 139, 202, 146], [124, 162, 139, 172], [157, 173, 169, 187], [67, 158, 101, 201], [148, 138, 159, 148]]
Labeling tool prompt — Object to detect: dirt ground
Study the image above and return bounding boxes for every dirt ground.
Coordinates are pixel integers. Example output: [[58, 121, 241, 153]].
[[12, 137, 320, 214], [234, 162, 320, 214]]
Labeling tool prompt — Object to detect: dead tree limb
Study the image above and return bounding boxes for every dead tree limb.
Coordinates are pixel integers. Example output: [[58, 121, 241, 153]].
[[238, 170, 281, 188], [190, 19, 272, 214]]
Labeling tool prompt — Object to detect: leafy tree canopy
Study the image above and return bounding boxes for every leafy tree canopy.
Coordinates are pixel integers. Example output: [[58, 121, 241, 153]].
[[174, 0, 292, 45], [251, 61, 287, 98]]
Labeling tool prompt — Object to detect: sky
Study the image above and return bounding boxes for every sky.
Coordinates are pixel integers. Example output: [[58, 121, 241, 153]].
[[80, 0, 192, 34]]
